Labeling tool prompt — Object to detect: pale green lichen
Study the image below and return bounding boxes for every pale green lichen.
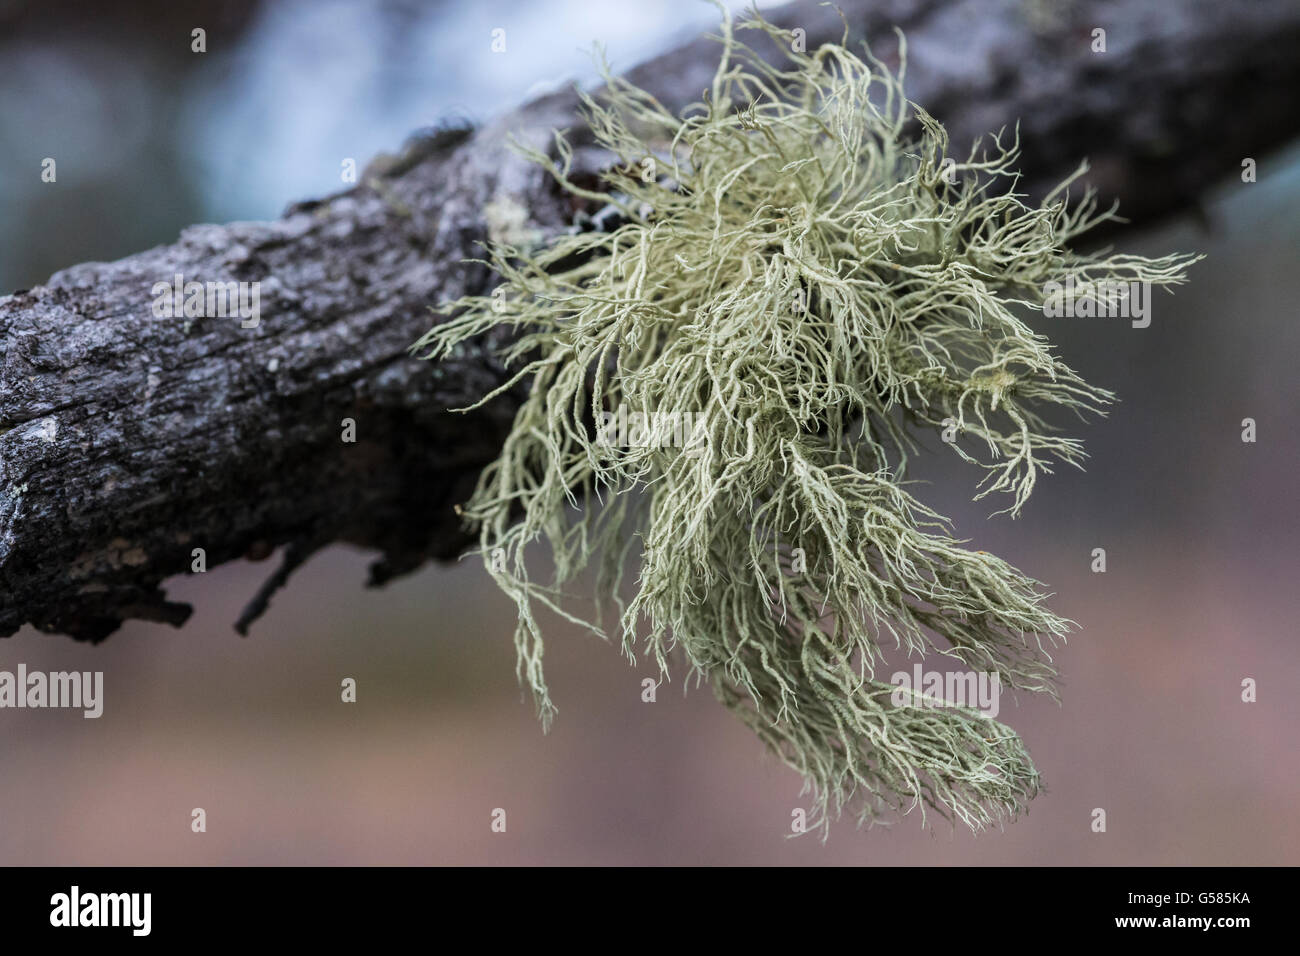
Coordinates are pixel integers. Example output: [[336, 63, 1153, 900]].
[[416, 8, 1198, 834]]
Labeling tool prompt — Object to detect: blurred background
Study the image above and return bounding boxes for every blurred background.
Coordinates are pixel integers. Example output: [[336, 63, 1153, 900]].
[[0, 0, 1296, 864]]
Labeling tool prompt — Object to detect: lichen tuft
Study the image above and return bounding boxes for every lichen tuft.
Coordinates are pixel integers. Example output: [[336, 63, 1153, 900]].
[[416, 7, 1198, 834]]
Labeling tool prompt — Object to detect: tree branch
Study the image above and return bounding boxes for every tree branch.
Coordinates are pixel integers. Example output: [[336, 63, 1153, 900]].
[[2, 0, 1297, 640]]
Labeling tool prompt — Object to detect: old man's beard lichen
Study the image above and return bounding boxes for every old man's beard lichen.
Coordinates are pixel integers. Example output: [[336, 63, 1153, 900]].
[[416, 7, 1199, 834]]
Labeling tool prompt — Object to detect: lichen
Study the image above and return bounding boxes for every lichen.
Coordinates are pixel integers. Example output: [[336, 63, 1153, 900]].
[[416, 7, 1198, 834], [484, 194, 542, 249]]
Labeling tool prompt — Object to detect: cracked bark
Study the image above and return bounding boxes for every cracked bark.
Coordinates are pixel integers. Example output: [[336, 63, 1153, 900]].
[[2, 0, 1297, 640]]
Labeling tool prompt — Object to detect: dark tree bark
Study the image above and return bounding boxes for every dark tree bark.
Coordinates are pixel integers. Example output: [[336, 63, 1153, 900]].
[[2, 0, 1298, 640]]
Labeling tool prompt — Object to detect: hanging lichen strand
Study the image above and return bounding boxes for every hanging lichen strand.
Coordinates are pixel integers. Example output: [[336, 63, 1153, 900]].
[[416, 9, 1198, 834]]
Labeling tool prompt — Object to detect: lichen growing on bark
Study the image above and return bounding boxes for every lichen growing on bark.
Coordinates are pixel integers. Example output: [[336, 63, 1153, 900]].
[[417, 8, 1198, 833]]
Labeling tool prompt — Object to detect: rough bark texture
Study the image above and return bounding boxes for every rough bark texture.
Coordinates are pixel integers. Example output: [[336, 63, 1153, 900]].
[[2, 0, 1298, 641]]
